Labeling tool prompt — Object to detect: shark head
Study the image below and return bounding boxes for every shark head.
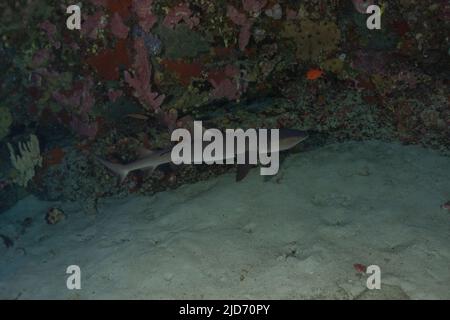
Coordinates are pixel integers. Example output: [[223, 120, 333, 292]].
[[278, 129, 309, 151]]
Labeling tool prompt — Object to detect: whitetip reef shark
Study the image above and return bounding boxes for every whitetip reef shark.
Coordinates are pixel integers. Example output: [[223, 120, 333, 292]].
[[96, 128, 308, 183]]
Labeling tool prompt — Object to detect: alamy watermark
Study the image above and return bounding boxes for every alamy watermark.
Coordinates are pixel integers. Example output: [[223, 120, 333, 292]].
[[66, 265, 81, 290], [65, 263, 381, 292], [171, 121, 280, 176], [64, 4, 382, 31], [366, 265, 381, 290]]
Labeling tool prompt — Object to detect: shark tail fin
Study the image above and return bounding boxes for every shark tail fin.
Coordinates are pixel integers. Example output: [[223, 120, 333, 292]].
[[95, 156, 129, 184]]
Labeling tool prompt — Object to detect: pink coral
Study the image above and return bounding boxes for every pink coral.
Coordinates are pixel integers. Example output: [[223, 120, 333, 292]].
[[224, 65, 240, 78], [159, 109, 178, 130], [227, 5, 253, 51], [39, 21, 56, 38], [81, 10, 107, 39], [124, 39, 165, 112], [39, 21, 60, 49], [242, 0, 267, 16], [110, 12, 129, 39], [132, 0, 158, 32], [108, 89, 123, 102], [352, 50, 390, 75], [210, 78, 240, 101], [209, 65, 244, 101], [163, 3, 199, 29], [227, 5, 248, 25], [53, 78, 98, 139], [53, 90, 80, 110], [352, 0, 374, 14], [79, 81, 96, 115], [31, 49, 50, 68], [238, 22, 252, 52]]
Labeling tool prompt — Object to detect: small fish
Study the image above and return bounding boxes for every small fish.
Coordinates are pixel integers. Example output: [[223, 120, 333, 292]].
[[306, 68, 323, 80], [353, 263, 367, 273]]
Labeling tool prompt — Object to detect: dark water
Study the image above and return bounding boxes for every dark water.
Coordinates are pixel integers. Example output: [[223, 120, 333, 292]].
[[0, 0, 449, 300]]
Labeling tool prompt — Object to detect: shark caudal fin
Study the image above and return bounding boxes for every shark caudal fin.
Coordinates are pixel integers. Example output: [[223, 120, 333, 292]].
[[95, 156, 129, 184]]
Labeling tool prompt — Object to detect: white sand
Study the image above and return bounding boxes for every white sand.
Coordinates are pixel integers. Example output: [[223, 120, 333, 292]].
[[0, 141, 449, 299]]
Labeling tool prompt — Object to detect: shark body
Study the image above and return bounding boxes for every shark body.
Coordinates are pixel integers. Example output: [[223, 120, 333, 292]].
[[96, 128, 308, 183]]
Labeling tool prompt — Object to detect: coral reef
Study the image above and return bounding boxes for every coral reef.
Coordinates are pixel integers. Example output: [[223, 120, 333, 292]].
[[7, 135, 42, 187], [283, 18, 341, 63], [156, 24, 210, 59], [0, 0, 448, 212], [124, 38, 165, 113], [163, 2, 200, 30], [45, 207, 65, 225], [133, 0, 158, 32]]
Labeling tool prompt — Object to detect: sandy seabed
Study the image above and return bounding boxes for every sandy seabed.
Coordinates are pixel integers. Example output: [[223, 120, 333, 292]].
[[1, 141, 449, 299]]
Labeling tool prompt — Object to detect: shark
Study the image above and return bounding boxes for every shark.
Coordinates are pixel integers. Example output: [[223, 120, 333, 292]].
[[96, 128, 308, 183]]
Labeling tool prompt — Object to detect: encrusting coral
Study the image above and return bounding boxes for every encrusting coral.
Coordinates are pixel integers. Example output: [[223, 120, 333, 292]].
[[7, 134, 42, 187], [283, 18, 341, 62]]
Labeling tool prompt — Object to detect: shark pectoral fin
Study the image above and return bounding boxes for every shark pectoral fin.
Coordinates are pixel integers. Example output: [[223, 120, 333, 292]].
[[96, 156, 129, 184], [236, 164, 253, 182]]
